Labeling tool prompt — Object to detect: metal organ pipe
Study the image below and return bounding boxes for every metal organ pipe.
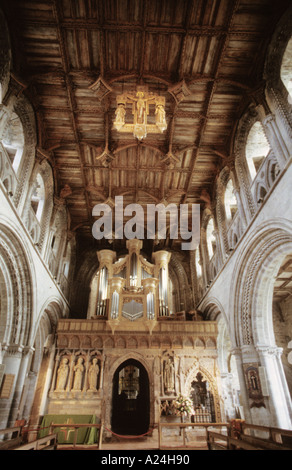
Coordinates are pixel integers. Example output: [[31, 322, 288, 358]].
[[110, 290, 119, 319], [159, 267, 169, 316], [130, 252, 138, 287], [97, 266, 108, 316]]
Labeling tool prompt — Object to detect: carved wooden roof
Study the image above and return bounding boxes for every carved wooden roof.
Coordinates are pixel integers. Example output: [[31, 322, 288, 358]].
[[3, 0, 290, 252]]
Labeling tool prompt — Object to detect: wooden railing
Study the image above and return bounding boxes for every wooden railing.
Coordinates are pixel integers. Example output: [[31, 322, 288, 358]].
[[207, 423, 292, 450], [0, 426, 23, 450], [158, 422, 228, 449], [14, 434, 57, 450], [48, 421, 104, 449]]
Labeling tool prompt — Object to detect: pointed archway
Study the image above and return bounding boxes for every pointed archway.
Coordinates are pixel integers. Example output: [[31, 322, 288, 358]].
[[111, 359, 150, 436]]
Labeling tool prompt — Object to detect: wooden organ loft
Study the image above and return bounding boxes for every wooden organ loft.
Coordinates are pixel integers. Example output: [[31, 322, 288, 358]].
[[87, 239, 185, 327]]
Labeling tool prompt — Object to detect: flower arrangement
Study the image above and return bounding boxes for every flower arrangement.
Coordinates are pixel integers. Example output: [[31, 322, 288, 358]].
[[173, 395, 193, 417]]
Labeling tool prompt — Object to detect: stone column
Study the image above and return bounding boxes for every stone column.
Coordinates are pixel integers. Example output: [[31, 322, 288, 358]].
[[262, 114, 289, 168], [220, 372, 236, 421], [30, 344, 56, 430], [0, 345, 23, 428], [233, 188, 248, 232], [3, 345, 34, 426], [256, 345, 292, 429], [230, 347, 252, 423]]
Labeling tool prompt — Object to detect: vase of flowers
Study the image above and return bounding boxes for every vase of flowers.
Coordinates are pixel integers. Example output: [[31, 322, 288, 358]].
[[172, 395, 193, 437], [173, 395, 193, 419]]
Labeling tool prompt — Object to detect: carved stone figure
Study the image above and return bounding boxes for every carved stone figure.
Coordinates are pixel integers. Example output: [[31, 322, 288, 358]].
[[56, 357, 69, 391], [155, 104, 167, 130], [72, 357, 84, 391], [88, 357, 100, 391], [164, 358, 175, 393], [114, 103, 126, 129]]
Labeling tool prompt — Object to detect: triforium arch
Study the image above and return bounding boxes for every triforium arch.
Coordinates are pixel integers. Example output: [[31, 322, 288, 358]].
[[23, 159, 54, 252], [12, 96, 37, 211], [263, 4, 292, 133], [202, 206, 222, 286], [215, 166, 240, 257], [105, 352, 153, 435], [233, 105, 263, 221]]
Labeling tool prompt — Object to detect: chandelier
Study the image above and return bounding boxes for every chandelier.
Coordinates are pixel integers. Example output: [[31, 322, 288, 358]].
[[113, 86, 167, 140]]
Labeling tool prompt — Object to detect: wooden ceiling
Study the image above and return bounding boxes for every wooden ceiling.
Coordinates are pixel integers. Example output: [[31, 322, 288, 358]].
[[3, 0, 290, 253]]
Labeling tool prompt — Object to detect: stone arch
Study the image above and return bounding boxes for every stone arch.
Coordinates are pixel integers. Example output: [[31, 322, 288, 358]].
[[200, 297, 227, 322], [32, 298, 65, 346], [105, 352, 154, 433], [71, 247, 98, 319], [200, 208, 218, 287], [184, 363, 222, 422], [245, 121, 271, 181], [92, 336, 103, 349], [169, 252, 193, 312], [2, 110, 25, 175], [11, 96, 37, 211], [233, 105, 261, 220], [233, 220, 292, 347], [23, 159, 54, 251], [0, 222, 33, 348], [215, 166, 236, 256]]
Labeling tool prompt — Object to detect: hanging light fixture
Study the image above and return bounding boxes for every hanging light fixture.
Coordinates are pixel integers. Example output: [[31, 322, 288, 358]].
[[113, 85, 167, 140]]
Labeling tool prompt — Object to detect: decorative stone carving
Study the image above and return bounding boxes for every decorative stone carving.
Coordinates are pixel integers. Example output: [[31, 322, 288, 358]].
[[88, 357, 100, 391], [55, 357, 69, 391], [72, 357, 85, 391], [163, 357, 175, 394]]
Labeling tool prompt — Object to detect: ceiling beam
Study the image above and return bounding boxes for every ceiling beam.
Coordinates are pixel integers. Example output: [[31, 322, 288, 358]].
[[52, 0, 93, 226], [182, 0, 241, 205]]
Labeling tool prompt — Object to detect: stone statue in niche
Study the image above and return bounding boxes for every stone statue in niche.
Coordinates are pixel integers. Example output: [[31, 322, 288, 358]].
[[164, 357, 175, 394], [88, 357, 100, 391], [72, 357, 85, 391], [56, 357, 69, 391]]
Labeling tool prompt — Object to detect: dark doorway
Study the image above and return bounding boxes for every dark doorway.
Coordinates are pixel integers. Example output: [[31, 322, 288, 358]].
[[111, 359, 150, 435]]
